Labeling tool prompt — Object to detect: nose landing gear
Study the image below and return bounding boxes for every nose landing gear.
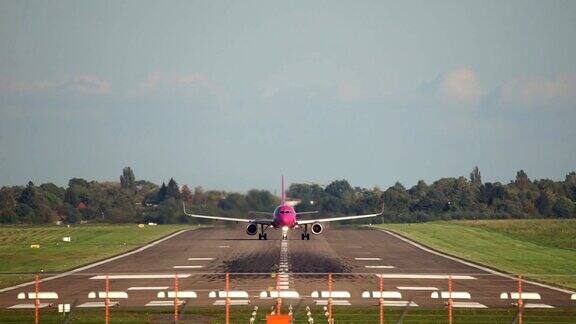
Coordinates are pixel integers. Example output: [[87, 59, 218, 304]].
[[258, 233, 268, 240]]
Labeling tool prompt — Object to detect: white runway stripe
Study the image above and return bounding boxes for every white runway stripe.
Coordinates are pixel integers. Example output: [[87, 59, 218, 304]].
[[524, 303, 554, 308], [381, 301, 419, 307], [355, 257, 382, 261], [213, 299, 250, 306], [90, 274, 191, 280], [376, 274, 476, 280], [397, 286, 438, 291], [173, 265, 203, 269], [145, 300, 184, 307], [452, 302, 487, 308], [8, 303, 51, 309], [315, 300, 351, 306], [128, 286, 169, 291], [77, 301, 120, 308], [365, 265, 395, 269]]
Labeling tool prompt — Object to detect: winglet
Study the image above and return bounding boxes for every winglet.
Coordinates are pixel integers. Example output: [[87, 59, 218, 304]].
[[182, 201, 189, 215]]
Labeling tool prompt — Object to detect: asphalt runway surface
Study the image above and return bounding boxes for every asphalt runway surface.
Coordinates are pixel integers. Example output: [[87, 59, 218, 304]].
[[1, 226, 574, 310]]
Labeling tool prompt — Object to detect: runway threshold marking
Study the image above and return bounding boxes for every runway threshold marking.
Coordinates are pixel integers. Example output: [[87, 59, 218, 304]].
[[376, 274, 476, 280], [90, 274, 191, 280]]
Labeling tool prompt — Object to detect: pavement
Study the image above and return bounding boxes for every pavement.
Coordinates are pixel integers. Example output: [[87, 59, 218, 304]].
[[1, 225, 575, 310]]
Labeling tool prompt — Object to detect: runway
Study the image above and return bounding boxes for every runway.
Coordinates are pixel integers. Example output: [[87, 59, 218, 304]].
[[1, 226, 574, 310]]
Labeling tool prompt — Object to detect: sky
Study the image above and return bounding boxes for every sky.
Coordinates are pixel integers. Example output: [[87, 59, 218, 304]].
[[1, 0, 575, 192]]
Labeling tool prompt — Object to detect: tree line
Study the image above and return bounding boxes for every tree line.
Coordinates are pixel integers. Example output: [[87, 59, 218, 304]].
[[0, 166, 575, 224]]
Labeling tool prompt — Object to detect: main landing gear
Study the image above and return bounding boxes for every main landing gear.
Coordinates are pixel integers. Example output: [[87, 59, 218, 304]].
[[301, 224, 310, 240], [258, 224, 269, 240]]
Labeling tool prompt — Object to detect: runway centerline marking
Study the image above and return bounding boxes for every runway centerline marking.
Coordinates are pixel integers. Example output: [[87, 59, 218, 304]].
[[355, 257, 381, 261], [364, 265, 395, 269], [173, 265, 204, 269]]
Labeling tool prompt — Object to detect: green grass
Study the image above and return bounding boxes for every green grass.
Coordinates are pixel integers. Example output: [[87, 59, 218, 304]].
[[0, 307, 574, 323], [374, 220, 576, 289], [0, 224, 191, 288]]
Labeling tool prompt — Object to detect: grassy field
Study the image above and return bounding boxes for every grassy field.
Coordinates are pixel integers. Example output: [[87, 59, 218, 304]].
[[0, 224, 191, 288], [0, 306, 574, 323], [375, 219, 576, 289]]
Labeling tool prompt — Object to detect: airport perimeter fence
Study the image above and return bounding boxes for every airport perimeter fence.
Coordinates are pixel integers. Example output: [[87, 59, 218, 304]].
[[1, 271, 575, 323]]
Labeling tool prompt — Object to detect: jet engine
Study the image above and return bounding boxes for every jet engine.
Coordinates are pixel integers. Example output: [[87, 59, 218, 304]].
[[246, 223, 258, 235], [311, 222, 323, 235]]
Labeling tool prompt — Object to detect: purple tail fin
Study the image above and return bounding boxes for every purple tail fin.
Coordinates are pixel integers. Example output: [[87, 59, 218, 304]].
[[281, 175, 285, 205]]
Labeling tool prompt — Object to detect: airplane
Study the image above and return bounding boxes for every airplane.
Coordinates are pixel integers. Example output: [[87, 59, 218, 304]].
[[182, 176, 384, 240]]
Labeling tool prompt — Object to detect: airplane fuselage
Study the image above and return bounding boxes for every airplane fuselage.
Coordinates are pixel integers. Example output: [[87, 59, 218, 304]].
[[272, 204, 297, 229]]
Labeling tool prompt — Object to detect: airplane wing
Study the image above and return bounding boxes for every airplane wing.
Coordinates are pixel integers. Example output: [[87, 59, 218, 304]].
[[297, 204, 384, 225], [295, 211, 319, 215], [183, 202, 274, 225]]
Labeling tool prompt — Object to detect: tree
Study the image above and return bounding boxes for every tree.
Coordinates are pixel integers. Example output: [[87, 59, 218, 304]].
[[325, 180, 353, 199], [180, 185, 193, 203], [156, 183, 167, 202], [18, 181, 37, 208], [120, 167, 136, 192], [515, 170, 531, 190], [553, 197, 575, 218], [470, 166, 482, 187], [166, 178, 181, 199]]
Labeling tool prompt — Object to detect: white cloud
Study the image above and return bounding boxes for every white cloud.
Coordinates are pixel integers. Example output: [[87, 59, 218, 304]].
[[338, 82, 364, 102], [440, 68, 483, 103], [69, 76, 110, 94], [0, 76, 110, 95], [500, 76, 576, 108]]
